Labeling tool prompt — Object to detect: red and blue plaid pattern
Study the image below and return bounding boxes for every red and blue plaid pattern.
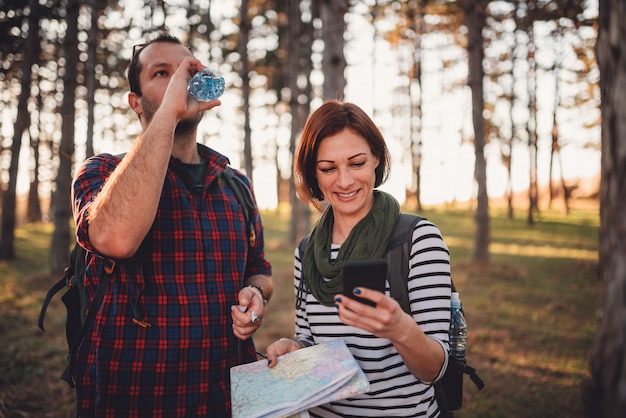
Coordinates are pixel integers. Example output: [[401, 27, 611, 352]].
[[72, 144, 271, 417]]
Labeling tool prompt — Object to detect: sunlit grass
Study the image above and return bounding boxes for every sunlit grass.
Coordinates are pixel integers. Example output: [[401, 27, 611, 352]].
[[0, 203, 600, 417], [445, 236, 598, 260]]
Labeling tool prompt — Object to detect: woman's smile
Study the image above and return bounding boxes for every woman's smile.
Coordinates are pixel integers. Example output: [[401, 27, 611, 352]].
[[316, 128, 379, 224], [336, 189, 359, 200]]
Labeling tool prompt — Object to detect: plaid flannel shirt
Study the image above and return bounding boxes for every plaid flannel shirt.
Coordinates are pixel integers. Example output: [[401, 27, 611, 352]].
[[72, 144, 271, 417]]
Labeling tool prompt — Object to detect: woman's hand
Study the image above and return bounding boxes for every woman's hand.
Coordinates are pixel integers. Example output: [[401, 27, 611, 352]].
[[334, 287, 409, 340], [265, 338, 307, 368], [335, 287, 445, 382]]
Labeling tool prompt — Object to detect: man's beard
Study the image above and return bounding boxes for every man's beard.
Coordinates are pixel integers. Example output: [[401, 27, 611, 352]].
[[140, 96, 204, 134], [175, 114, 203, 135]]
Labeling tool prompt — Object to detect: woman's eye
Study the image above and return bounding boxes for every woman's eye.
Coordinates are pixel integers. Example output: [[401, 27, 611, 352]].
[[319, 167, 335, 173], [351, 161, 366, 167], [154, 70, 168, 77]]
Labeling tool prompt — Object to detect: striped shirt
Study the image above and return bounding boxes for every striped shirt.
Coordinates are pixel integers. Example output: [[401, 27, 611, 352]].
[[72, 144, 271, 417], [295, 218, 451, 417]]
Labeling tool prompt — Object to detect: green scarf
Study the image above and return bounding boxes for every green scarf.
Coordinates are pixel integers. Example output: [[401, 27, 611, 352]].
[[303, 191, 400, 306]]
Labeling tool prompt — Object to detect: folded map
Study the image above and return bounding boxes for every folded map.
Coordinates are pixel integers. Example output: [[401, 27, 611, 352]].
[[231, 339, 370, 418]]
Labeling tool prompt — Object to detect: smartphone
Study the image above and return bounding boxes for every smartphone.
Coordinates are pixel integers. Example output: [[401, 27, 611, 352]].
[[342, 259, 388, 307]]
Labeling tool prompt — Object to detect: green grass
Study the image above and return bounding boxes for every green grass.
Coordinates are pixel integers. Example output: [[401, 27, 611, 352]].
[[0, 203, 600, 417]]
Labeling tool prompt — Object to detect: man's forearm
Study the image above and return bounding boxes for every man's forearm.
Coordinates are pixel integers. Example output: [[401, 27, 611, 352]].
[[87, 114, 176, 258]]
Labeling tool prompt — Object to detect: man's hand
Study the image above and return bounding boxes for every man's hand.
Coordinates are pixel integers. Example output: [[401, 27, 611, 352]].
[[231, 286, 265, 340], [158, 57, 220, 123]]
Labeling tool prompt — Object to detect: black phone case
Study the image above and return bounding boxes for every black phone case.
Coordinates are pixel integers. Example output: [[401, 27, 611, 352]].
[[342, 259, 388, 307]]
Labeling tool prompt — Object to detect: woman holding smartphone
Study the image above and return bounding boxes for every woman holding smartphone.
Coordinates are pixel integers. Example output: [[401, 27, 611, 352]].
[[265, 100, 452, 417]]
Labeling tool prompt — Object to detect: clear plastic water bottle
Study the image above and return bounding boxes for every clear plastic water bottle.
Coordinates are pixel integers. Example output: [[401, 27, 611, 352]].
[[449, 292, 467, 361], [188, 68, 225, 101]]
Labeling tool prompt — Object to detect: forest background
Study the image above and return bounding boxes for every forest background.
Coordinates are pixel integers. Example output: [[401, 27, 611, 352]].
[[2, 0, 625, 416], [0, 0, 601, 267]]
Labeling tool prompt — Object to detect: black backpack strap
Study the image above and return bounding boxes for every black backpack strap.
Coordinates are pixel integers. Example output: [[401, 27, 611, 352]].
[[464, 363, 485, 390], [38, 244, 89, 331], [385, 214, 454, 417], [296, 235, 310, 311], [385, 213, 423, 314], [386, 213, 458, 310], [434, 380, 452, 417], [37, 275, 69, 332], [62, 256, 116, 388], [220, 166, 256, 248]]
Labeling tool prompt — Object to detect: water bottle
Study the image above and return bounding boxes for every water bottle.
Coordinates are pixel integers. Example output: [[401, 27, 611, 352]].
[[449, 292, 467, 361], [188, 68, 225, 101]]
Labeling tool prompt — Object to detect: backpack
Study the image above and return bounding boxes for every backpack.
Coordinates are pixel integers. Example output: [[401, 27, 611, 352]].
[[37, 165, 256, 388], [297, 213, 485, 416]]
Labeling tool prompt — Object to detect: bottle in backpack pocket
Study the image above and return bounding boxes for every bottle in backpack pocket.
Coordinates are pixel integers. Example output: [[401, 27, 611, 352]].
[[449, 292, 467, 361], [443, 291, 468, 411]]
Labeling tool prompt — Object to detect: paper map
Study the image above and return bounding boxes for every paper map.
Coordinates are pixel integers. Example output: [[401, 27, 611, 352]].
[[231, 339, 370, 418]]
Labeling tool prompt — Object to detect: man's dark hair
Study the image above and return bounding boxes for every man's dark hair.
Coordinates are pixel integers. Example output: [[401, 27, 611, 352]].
[[127, 33, 183, 96]]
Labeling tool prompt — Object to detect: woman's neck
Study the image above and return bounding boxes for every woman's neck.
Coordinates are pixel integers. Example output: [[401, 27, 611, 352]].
[[331, 214, 362, 245]]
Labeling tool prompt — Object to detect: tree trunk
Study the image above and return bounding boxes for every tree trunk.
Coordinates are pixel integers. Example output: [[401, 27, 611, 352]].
[[548, 24, 563, 211], [557, 148, 570, 214], [85, 0, 98, 159], [505, 1, 520, 220], [287, 0, 303, 244], [298, 1, 315, 239], [238, 0, 253, 179], [585, 0, 626, 415], [27, 61, 45, 223], [505, 63, 514, 219], [27, 131, 43, 223], [0, 0, 39, 259], [286, 0, 313, 244], [50, 0, 79, 274], [525, 1, 539, 225], [321, 0, 348, 100], [409, 0, 427, 212], [465, 0, 489, 263]]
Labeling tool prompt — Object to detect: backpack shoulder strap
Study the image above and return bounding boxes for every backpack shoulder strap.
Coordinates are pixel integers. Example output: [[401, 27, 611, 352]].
[[386, 213, 457, 312], [62, 254, 116, 388], [297, 235, 308, 260], [37, 244, 90, 332], [296, 235, 310, 311], [220, 166, 257, 248], [386, 213, 423, 314], [38, 275, 71, 332], [38, 242, 117, 388], [385, 214, 456, 417]]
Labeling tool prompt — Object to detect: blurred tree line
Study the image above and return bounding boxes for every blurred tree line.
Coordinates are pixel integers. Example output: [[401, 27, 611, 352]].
[[0, 0, 599, 270]]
